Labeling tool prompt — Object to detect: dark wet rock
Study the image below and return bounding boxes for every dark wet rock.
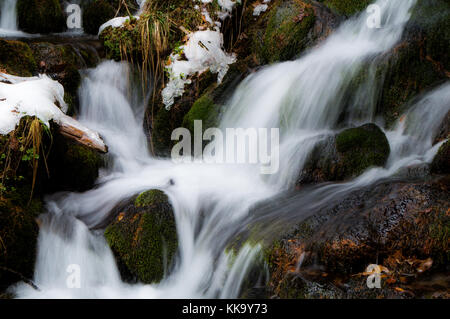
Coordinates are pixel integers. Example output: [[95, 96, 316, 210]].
[[0, 196, 41, 292], [104, 190, 178, 284], [253, 0, 316, 64], [251, 0, 340, 64], [148, 71, 217, 157], [0, 127, 43, 291], [267, 177, 450, 298], [30, 42, 81, 100], [17, 0, 66, 34], [298, 123, 390, 185], [0, 39, 37, 77], [376, 0, 450, 126], [82, 0, 116, 35], [431, 140, 450, 175]]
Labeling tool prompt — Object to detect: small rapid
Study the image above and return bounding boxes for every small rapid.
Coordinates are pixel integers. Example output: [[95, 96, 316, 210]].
[[11, 0, 449, 299]]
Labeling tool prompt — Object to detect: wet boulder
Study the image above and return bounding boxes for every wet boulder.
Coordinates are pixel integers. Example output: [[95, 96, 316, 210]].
[[431, 140, 450, 175], [82, 0, 116, 35], [104, 190, 178, 284], [298, 123, 390, 184], [252, 0, 315, 64], [268, 177, 450, 298], [17, 0, 66, 34], [0, 196, 41, 292], [0, 39, 37, 77], [375, 0, 450, 126], [433, 111, 450, 144], [319, 0, 372, 17], [0, 130, 43, 292]]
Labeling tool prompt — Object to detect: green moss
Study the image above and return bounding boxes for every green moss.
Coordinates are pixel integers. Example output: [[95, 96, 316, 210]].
[[0, 40, 37, 77], [105, 190, 178, 284], [17, 0, 65, 34], [257, 0, 315, 63], [322, 0, 372, 16], [336, 123, 390, 178], [82, 0, 116, 35]]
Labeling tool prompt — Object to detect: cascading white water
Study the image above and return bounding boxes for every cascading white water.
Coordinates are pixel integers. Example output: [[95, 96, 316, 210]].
[[0, 0, 17, 30], [11, 0, 449, 299]]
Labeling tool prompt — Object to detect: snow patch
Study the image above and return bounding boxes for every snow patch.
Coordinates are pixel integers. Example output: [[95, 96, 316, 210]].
[[253, 1, 271, 16], [98, 16, 139, 35], [0, 74, 105, 150], [162, 30, 236, 109]]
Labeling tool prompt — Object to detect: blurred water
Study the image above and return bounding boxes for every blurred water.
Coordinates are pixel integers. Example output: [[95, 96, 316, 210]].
[[12, 0, 449, 299]]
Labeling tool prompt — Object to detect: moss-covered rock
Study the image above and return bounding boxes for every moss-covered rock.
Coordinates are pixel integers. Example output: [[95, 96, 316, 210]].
[[45, 129, 104, 193], [0, 196, 41, 292], [82, 0, 116, 35], [254, 0, 316, 64], [431, 140, 450, 175], [335, 123, 390, 177], [17, 0, 65, 34], [30, 42, 82, 98], [268, 177, 450, 298], [104, 190, 178, 284], [0, 128, 43, 291], [0, 39, 37, 77], [182, 93, 220, 136], [321, 0, 372, 17]]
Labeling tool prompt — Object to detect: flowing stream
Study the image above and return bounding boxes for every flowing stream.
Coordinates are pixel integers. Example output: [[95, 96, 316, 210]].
[[0, 0, 17, 30], [0, 0, 24, 36], [10, 0, 450, 298]]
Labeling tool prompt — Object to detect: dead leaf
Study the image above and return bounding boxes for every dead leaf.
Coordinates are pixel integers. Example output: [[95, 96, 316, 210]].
[[416, 258, 433, 273]]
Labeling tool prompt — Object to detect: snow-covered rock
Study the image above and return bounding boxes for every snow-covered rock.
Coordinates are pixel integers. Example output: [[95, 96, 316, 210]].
[[0, 73, 107, 152]]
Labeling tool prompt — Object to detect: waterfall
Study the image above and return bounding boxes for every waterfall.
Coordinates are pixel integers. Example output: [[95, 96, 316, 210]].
[[11, 0, 449, 299], [0, 0, 17, 30], [0, 0, 18, 31]]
